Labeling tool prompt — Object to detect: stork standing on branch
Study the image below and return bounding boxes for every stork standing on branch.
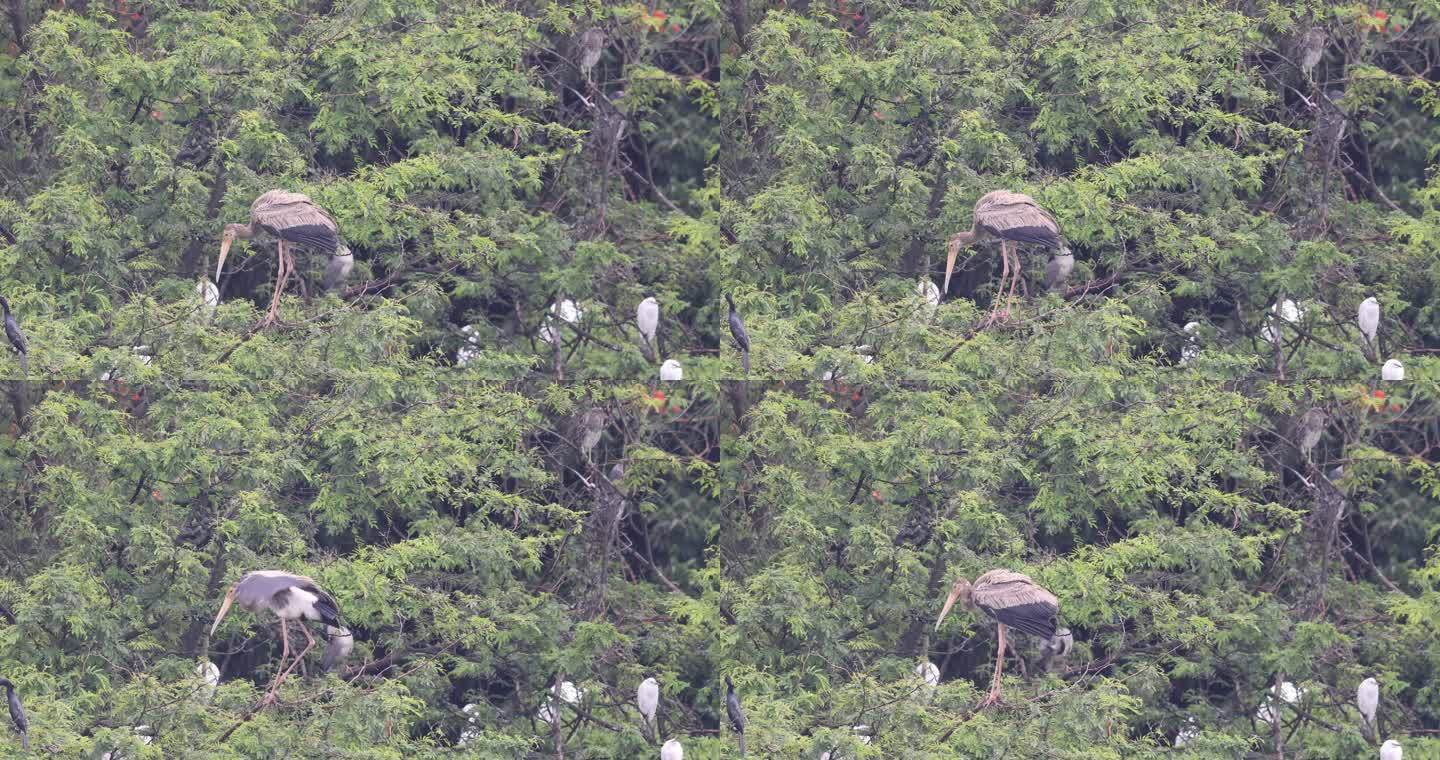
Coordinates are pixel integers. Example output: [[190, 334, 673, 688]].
[[934, 569, 1061, 707], [209, 570, 352, 704], [217, 190, 353, 327], [944, 191, 1070, 323]]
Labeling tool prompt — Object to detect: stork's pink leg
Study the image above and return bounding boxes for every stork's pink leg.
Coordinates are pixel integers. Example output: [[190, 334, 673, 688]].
[[264, 617, 291, 703], [1005, 244, 1021, 316], [272, 623, 316, 689], [987, 245, 1011, 325], [980, 623, 1006, 708]]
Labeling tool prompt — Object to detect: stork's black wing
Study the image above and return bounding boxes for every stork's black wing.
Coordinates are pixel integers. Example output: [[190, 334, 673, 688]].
[[978, 600, 1058, 640]]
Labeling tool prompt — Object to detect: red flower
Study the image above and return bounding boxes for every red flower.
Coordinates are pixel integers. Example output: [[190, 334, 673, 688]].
[[129, 11, 140, 19], [151, 489, 162, 501], [670, 24, 680, 32], [1392, 24, 1402, 32], [131, 393, 141, 401], [873, 110, 884, 119], [669, 405, 681, 414], [653, 9, 666, 20], [150, 110, 162, 120], [1390, 404, 1401, 413], [1375, 9, 1387, 20], [871, 490, 881, 501], [654, 390, 666, 401], [851, 392, 861, 401], [1373, 390, 1385, 399]]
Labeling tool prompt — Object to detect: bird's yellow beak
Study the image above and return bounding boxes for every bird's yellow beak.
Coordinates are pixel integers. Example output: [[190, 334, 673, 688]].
[[216, 232, 234, 283], [210, 587, 236, 637], [935, 580, 967, 632], [942, 235, 960, 298]]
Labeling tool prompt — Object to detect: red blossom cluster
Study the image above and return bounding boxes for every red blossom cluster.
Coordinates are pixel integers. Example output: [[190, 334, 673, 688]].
[[648, 389, 682, 416]]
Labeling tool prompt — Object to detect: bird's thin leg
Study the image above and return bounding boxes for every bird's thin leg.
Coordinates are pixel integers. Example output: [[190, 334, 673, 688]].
[[273, 623, 317, 689], [1006, 244, 1021, 314], [981, 623, 1006, 707], [988, 244, 1011, 325], [266, 617, 291, 700]]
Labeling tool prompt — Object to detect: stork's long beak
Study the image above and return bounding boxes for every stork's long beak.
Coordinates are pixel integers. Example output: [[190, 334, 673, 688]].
[[216, 234, 233, 283], [209, 587, 236, 637], [934, 584, 963, 632], [942, 235, 960, 298]]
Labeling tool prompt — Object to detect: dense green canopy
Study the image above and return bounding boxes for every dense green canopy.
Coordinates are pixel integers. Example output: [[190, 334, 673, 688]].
[[721, 0, 1440, 757], [1, 0, 719, 757]]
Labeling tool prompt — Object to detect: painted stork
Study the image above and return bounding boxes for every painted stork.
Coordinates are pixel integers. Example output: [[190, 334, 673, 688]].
[[637, 677, 659, 741], [208, 570, 349, 703], [661, 738, 683, 760], [726, 294, 750, 375], [0, 297, 27, 376], [944, 191, 1069, 322], [934, 568, 1060, 706], [0, 679, 27, 750], [725, 675, 746, 756], [216, 190, 352, 327]]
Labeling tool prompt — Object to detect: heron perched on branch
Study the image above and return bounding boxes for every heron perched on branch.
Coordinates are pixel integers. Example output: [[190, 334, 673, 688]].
[[944, 191, 1070, 322], [934, 569, 1060, 707], [0, 678, 27, 750], [217, 190, 353, 327], [209, 570, 351, 704], [0, 297, 28, 376], [725, 676, 746, 756], [726, 294, 750, 374]]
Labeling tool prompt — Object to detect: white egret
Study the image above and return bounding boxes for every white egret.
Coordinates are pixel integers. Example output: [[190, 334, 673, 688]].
[[660, 359, 683, 382], [1256, 681, 1303, 724], [1180, 321, 1200, 365], [1262, 299, 1303, 344], [916, 660, 940, 688], [457, 325, 481, 366], [552, 299, 583, 324], [1381, 739, 1402, 760], [1358, 677, 1379, 727], [661, 738, 683, 760], [196, 660, 220, 703], [916, 278, 940, 320], [1358, 297, 1380, 358], [1175, 717, 1199, 747], [537, 681, 583, 724], [637, 677, 659, 739], [637, 297, 659, 344], [1382, 359, 1403, 382], [198, 278, 220, 321], [459, 703, 480, 746]]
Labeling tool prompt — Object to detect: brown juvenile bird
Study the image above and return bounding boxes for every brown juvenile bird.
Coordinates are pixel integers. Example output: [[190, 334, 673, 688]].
[[935, 568, 1060, 706]]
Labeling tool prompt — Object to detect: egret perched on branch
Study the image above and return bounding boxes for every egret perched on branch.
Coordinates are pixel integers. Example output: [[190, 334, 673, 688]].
[[661, 738, 683, 760], [637, 677, 659, 742], [1382, 359, 1403, 382], [196, 660, 220, 703], [725, 676, 746, 757], [1381, 739, 1402, 760], [1175, 717, 1199, 747], [537, 681, 583, 724], [197, 278, 220, 321], [217, 190, 352, 327], [660, 359, 683, 382], [457, 325, 482, 366], [459, 703, 481, 746], [209, 570, 349, 704], [1180, 322, 1201, 365], [637, 297, 659, 361], [1262, 299, 1303, 344], [944, 191, 1069, 322], [916, 278, 940, 320], [935, 569, 1060, 707], [1037, 627, 1073, 673], [1358, 677, 1379, 736], [1256, 681, 1303, 724], [0, 678, 27, 750], [1358, 297, 1379, 360], [0, 297, 28, 376], [916, 660, 940, 688], [726, 294, 750, 374]]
